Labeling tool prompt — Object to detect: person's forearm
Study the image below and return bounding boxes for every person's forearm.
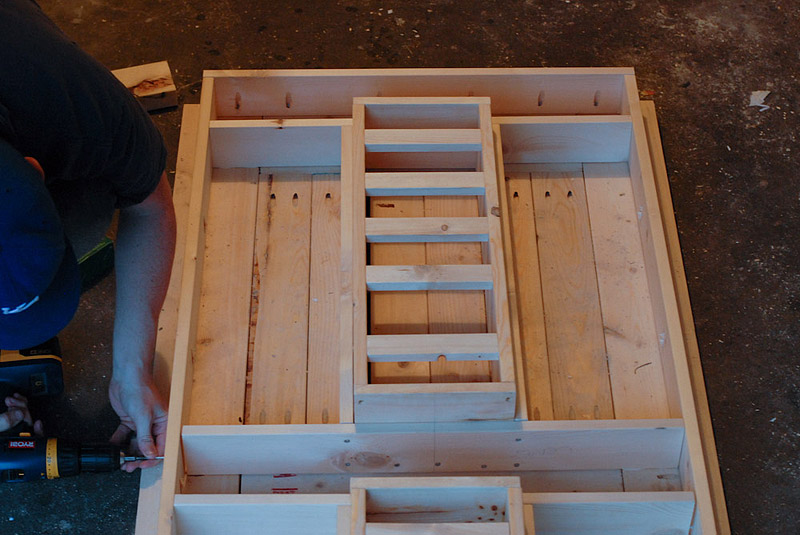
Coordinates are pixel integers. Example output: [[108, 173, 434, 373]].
[[112, 173, 175, 381]]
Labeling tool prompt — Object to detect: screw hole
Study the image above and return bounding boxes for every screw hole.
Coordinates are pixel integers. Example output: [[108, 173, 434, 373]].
[[435, 462, 441, 467], [545, 191, 550, 197], [481, 464, 488, 469], [344, 439, 350, 443], [568, 190, 573, 198]]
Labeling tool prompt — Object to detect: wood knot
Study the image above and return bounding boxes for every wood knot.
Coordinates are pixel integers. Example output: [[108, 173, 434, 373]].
[[490, 206, 501, 217], [440, 224, 449, 231]]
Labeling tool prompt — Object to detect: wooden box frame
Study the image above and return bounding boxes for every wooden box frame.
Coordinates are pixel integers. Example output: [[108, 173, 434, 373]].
[[135, 68, 729, 535]]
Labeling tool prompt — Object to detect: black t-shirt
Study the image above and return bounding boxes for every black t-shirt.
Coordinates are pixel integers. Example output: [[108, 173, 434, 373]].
[[0, 0, 166, 210]]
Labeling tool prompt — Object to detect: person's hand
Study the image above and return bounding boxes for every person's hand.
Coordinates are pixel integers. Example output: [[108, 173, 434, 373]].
[[108, 375, 167, 472], [1, 393, 44, 435]]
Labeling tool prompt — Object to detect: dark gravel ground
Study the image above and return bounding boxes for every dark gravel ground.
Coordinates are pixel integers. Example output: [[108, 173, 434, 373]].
[[1, 1, 796, 533]]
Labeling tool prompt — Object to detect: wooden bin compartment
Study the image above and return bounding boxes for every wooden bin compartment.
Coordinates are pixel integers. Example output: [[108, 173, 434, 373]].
[[139, 69, 728, 535]]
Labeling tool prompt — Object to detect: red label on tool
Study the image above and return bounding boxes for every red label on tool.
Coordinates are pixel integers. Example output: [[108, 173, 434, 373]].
[[8, 440, 35, 449], [272, 473, 297, 479]]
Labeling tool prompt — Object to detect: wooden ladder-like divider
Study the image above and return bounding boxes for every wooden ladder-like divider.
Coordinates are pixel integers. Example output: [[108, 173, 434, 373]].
[[347, 97, 517, 424]]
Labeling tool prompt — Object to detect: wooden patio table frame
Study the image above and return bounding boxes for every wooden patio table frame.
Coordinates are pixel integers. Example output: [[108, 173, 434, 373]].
[[133, 68, 729, 535]]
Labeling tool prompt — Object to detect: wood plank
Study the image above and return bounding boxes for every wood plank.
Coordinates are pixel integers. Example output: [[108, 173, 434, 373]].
[[641, 100, 730, 534], [352, 488, 367, 535], [477, 102, 515, 387], [583, 162, 670, 419], [508, 487, 526, 535], [525, 491, 695, 535], [210, 123, 343, 168], [135, 103, 198, 535], [505, 171, 553, 421], [238, 470, 625, 496], [623, 76, 715, 535], [366, 524, 509, 535], [369, 197, 431, 385], [524, 504, 536, 535], [424, 196, 492, 384], [173, 494, 346, 535], [364, 129, 482, 152], [365, 172, 485, 196], [365, 217, 489, 243], [307, 174, 342, 424], [492, 124, 529, 421], [352, 104, 369, 389], [189, 168, 258, 424], [364, 102, 480, 129], [622, 468, 683, 492], [354, 383, 516, 423], [210, 69, 631, 117], [157, 76, 216, 535], [248, 173, 312, 425], [180, 420, 685, 475], [366, 265, 493, 291], [339, 125, 355, 423], [494, 117, 631, 164], [112, 60, 177, 112], [530, 163, 614, 420], [367, 334, 498, 362]]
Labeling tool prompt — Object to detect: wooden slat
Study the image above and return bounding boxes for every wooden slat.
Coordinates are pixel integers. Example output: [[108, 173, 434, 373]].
[[364, 129, 482, 152], [641, 100, 730, 534], [526, 492, 695, 535], [181, 420, 684, 475], [369, 197, 431, 385], [492, 124, 529, 421], [530, 163, 614, 420], [477, 102, 515, 387], [339, 125, 355, 423], [351, 488, 367, 535], [424, 196, 492, 384], [583, 162, 670, 419], [365, 216, 489, 243], [623, 76, 715, 535], [157, 76, 216, 535], [366, 524, 509, 535], [307, 174, 342, 424], [135, 104, 198, 535], [352, 105, 369, 389], [174, 494, 346, 535], [366, 265, 493, 291], [365, 172, 485, 196], [505, 171, 553, 421], [367, 334, 499, 362], [354, 383, 516, 423], [189, 168, 258, 425], [248, 173, 312, 425], [508, 487, 526, 535]]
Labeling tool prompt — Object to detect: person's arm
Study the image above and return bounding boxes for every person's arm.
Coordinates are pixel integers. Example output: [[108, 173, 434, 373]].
[[108, 171, 175, 471]]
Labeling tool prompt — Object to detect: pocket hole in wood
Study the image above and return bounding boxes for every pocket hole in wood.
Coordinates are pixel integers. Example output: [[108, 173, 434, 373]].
[[593, 90, 600, 107], [513, 191, 519, 198], [545, 191, 551, 197], [270, 193, 276, 199], [568, 190, 573, 197], [537, 91, 544, 106], [325, 192, 331, 199]]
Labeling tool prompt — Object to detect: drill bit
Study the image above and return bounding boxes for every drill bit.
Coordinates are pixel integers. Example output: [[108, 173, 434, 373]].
[[121, 454, 165, 463]]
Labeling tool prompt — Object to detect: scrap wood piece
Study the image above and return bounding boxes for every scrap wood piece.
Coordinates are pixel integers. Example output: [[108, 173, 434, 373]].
[[112, 60, 178, 111]]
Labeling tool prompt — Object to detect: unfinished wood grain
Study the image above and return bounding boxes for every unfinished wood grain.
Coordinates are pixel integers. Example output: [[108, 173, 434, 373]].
[[112, 60, 177, 111], [641, 100, 730, 534], [135, 103, 198, 535], [369, 197, 431, 385], [530, 163, 614, 420], [367, 334, 499, 362], [424, 195, 492, 384], [505, 171, 553, 421], [583, 162, 670, 419], [365, 524, 509, 535], [365, 172, 485, 196], [366, 265, 493, 291], [525, 491, 695, 535], [365, 216, 489, 243], [364, 128, 482, 152], [478, 102, 515, 387], [307, 174, 342, 424], [339, 125, 355, 423], [249, 173, 312, 425], [157, 77, 215, 535], [352, 104, 369, 389], [189, 167, 258, 424], [492, 124, 529, 421]]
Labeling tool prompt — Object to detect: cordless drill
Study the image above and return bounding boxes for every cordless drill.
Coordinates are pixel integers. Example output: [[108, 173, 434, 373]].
[[1, 338, 158, 482]]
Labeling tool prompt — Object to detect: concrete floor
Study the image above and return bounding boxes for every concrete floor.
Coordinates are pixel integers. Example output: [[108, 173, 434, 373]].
[[1, 1, 797, 533]]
